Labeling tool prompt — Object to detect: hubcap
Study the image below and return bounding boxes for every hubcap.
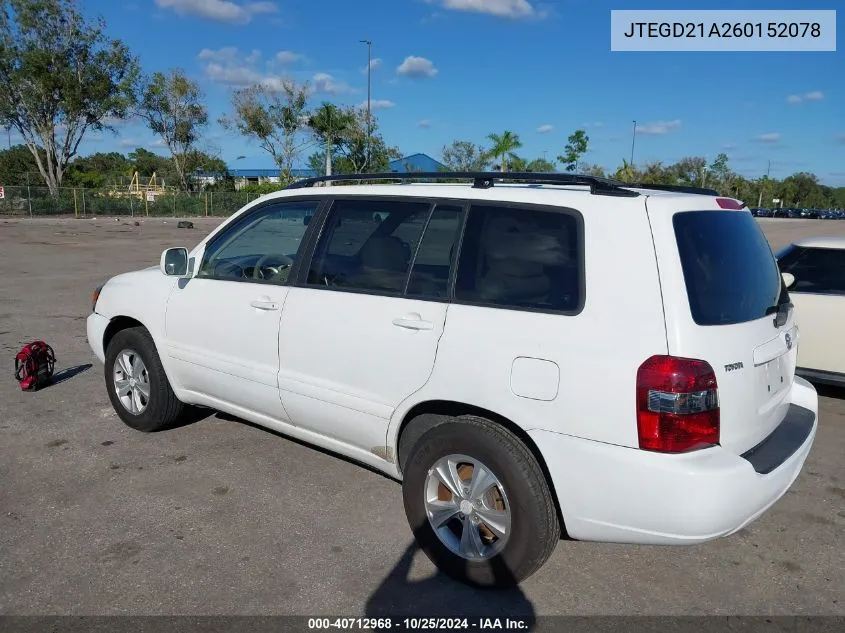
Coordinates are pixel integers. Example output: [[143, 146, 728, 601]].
[[112, 349, 150, 415], [423, 454, 511, 561]]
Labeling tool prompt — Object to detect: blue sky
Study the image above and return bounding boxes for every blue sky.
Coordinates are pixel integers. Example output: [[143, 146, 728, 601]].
[[51, 1, 845, 184]]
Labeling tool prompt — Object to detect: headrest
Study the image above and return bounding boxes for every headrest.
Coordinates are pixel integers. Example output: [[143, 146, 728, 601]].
[[481, 215, 571, 266], [360, 235, 408, 271]]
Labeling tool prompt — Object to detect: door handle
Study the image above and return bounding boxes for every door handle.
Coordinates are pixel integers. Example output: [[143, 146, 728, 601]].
[[392, 313, 434, 331], [250, 298, 280, 311]]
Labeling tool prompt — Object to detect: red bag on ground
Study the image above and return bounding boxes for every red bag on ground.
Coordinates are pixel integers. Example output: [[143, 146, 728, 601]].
[[14, 341, 56, 391]]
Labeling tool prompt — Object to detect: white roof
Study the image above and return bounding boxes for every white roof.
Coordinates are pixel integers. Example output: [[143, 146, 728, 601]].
[[791, 236, 845, 249]]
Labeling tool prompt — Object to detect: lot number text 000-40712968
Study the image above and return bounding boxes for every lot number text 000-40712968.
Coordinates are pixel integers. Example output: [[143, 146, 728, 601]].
[[610, 10, 836, 51]]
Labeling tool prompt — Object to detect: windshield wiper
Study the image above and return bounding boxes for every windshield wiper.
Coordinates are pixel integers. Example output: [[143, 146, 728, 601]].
[[765, 300, 793, 328]]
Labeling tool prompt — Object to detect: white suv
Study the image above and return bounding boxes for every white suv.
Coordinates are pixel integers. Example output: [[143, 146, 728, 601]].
[[87, 172, 819, 588]]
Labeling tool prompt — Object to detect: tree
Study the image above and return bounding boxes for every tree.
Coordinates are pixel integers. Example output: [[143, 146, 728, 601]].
[[333, 108, 400, 174], [487, 131, 522, 172], [440, 140, 489, 171], [307, 102, 355, 180], [0, 0, 139, 194], [671, 157, 707, 186], [525, 158, 556, 173], [138, 69, 208, 191], [640, 161, 675, 185], [65, 151, 132, 188], [220, 81, 311, 183], [579, 163, 606, 178], [508, 155, 528, 172], [707, 153, 730, 188], [127, 147, 173, 181], [613, 159, 640, 183], [0, 144, 41, 185], [558, 129, 589, 172]]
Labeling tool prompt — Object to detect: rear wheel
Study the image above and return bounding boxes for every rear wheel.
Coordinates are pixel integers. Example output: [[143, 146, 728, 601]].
[[104, 327, 187, 432], [401, 415, 560, 588]]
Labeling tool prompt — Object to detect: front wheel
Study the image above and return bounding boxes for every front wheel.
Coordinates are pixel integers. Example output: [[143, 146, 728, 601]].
[[104, 326, 187, 432], [401, 416, 560, 588]]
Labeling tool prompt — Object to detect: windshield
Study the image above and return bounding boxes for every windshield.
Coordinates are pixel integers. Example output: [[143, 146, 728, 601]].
[[673, 211, 784, 326]]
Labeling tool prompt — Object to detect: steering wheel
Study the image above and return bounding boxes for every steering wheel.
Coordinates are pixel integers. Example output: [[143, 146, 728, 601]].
[[252, 253, 294, 280]]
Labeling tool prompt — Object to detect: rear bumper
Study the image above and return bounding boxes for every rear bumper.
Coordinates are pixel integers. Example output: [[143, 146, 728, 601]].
[[530, 376, 818, 545], [87, 312, 109, 364]]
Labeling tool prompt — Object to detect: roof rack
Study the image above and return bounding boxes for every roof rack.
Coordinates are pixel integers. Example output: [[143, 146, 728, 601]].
[[284, 171, 641, 197], [627, 183, 720, 196]]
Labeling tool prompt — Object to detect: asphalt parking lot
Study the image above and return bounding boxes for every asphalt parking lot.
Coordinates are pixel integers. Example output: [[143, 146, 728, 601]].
[[1, 215, 844, 616]]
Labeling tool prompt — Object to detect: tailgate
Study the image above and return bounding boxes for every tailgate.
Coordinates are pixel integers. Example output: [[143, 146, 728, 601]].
[[647, 202, 797, 455]]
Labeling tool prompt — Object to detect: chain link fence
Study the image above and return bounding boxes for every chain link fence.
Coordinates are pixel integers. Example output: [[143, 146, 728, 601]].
[[0, 186, 265, 218]]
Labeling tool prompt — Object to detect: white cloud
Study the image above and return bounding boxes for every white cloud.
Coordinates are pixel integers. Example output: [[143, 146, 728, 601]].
[[203, 61, 264, 86], [786, 90, 824, 104], [754, 132, 781, 143], [396, 56, 438, 78], [439, 0, 536, 19], [151, 139, 168, 148], [536, 124, 554, 134], [155, 0, 278, 24], [198, 47, 308, 90], [362, 58, 382, 73], [359, 99, 395, 110], [311, 73, 355, 95], [119, 138, 137, 148], [418, 119, 432, 129], [722, 142, 738, 149], [583, 121, 603, 128], [276, 50, 304, 64], [635, 119, 681, 135]]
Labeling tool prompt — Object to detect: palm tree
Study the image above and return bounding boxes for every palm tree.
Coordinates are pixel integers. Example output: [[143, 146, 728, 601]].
[[487, 130, 522, 172], [307, 102, 355, 181]]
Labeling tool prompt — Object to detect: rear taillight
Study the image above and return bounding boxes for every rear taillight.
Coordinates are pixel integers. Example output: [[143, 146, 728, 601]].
[[636, 355, 719, 453], [716, 197, 745, 210]]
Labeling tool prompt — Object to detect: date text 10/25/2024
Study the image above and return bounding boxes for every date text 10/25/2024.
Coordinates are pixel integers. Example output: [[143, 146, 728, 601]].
[[610, 10, 836, 52]]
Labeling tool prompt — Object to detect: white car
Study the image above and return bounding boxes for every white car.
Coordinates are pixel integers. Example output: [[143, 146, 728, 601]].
[[776, 236, 845, 386], [87, 172, 818, 587]]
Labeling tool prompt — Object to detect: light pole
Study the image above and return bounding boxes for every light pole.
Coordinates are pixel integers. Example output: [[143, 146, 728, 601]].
[[360, 39, 372, 171], [630, 120, 637, 166]]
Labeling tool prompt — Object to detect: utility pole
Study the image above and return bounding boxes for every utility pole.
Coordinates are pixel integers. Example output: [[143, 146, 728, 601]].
[[630, 120, 637, 166], [757, 159, 771, 208], [360, 39, 372, 171]]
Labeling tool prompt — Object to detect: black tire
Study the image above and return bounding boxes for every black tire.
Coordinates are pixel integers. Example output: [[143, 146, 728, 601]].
[[104, 326, 187, 432], [401, 415, 560, 588]]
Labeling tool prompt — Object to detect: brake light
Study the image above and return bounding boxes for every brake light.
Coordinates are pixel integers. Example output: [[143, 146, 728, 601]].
[[636, 355, 719, 453], [716, 197, 745, 210]]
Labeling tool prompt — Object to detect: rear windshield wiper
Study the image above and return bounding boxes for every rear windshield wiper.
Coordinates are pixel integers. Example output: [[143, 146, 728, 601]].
[[765, 300, 793, 328]]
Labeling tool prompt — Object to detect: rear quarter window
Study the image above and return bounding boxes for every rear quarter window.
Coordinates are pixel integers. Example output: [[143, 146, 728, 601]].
[[673, 210, 783, 326]]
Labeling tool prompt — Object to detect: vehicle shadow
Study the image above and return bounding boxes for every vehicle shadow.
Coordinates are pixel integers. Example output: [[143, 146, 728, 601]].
[[48, 363, 92, 386], [364, 542, 536, 625]]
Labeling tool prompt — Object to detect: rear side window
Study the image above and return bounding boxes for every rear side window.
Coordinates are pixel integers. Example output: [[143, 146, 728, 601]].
[[673, 211, 783, 325], [777, 246, 845, 295], [454, 203, 583, 313]]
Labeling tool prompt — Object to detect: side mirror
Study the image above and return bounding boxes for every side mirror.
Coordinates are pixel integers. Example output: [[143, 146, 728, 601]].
[[782, 272, 796, 289], [160, 247, 189, 277]]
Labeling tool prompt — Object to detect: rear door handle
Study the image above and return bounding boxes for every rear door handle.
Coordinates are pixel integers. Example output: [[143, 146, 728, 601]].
[[392, 313, 434, 331], [250, 297, 280, 311]]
